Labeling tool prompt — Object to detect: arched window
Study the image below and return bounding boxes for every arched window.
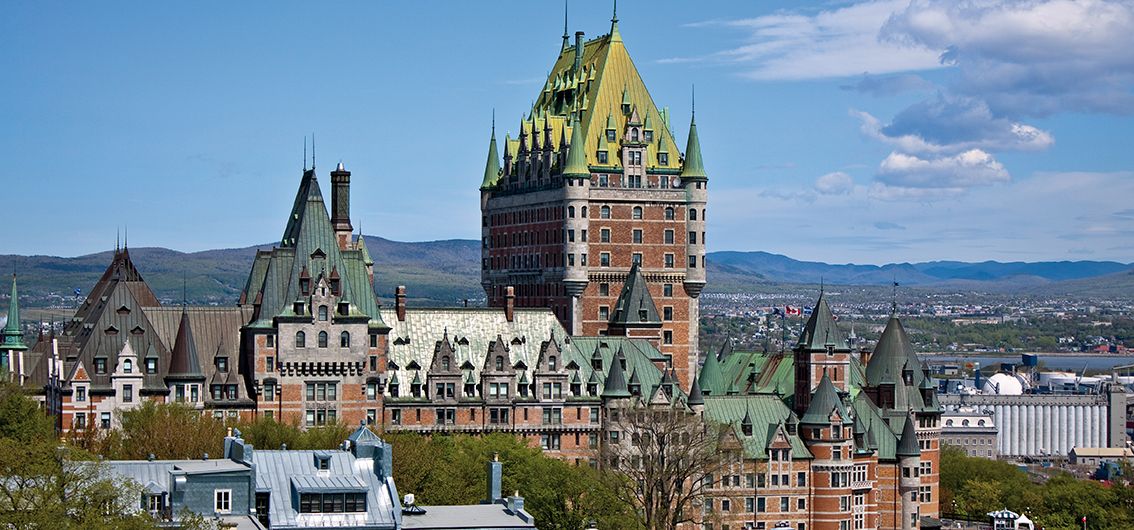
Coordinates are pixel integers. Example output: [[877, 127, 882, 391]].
[[568, 206, 575, 218], [962, 419, 970, 427], [632, 206, 643, 219], [581, 206, 587, 217], [701, 208, 706, 221], [664, 207, 674, 220], [295, 331, 306, 348], [548, 356, 557, 371], [442, 356, 450, 371], [318, 331, 328, 348], [318, 305, 328, 321], [600, 206, 611, 219], [340, 331, 350, 348], [496, 356, 504, 371], [123, 359, 132, 373], [631, 129, 639, 141], [690, 209, 697, 221]]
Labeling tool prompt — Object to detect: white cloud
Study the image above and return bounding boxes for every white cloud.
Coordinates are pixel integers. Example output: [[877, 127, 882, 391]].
[[664, 1, 945, 80], [854, 94, 1054, 155], [877, 149, 1010, 190], [881, 0, 1134, 115], [815, 171, 855, 195]]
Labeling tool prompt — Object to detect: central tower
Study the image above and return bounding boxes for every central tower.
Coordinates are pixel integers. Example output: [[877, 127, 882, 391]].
[[479, 10, 708, 387]]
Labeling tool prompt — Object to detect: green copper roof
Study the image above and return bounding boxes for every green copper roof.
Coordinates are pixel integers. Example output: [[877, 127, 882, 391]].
[[800, 372, 848, 425], [702, 395, 812, 460], [697, 347, 725, 396], [896, 414, 921, 457], [561, 118, 589, 178], [797, 292, 848, 351], [480, 125, 502, 190], [866, 316, 915, 386], [680, 113, 707, 180], [1, 274, 26, 351], [601, 349, 631, 398], [609, 263, 660, 326]]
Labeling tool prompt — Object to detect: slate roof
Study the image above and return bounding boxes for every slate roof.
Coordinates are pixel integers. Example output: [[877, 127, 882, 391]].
[[864, 316, 937, 415], [797, 292, 848, 352], [609, 263, 660, 326], [147, 306, 253, 404], [799, 373, 848, 425], [896, 415, 921, 458], [165, 309, 205, 381]]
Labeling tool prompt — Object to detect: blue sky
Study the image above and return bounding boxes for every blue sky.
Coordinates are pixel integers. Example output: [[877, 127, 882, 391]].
[[2, 1, 1132, 264]]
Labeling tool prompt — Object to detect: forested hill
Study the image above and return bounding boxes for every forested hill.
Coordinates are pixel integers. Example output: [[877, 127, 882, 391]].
[[1, 239, 1131, 308]]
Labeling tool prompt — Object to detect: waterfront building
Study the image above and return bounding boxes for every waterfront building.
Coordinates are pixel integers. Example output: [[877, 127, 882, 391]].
[[941, 407, 998, 458]]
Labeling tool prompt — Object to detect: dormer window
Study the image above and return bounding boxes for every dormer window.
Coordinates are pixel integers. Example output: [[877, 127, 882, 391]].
[[314, 454, 331, 471], [318, 305, 328, 321], [548, 356, 557, 371], [606, 129, 616, 141], [300, 278, 310, 296], [622, 102, 631, 114], [659, 153, 668, 165], [123, 359, 133, 373], [644, 130, 653, 142], [631, 129, 639, 142], [330, 278, 340, 295], [587, 382, 597, 395], [442, 357, 450, 371], [95, 358, 107, 375], [145, 358, 157, 374], [338, 302, 349, 316], [597, 150, 608, 164], [293, 302, 304, 315], [216, 357, 228, 373], [495, 356, 504, 371]]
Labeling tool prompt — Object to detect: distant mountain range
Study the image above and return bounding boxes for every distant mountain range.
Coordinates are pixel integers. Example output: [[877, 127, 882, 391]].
[[1, 238, 1131, 308]]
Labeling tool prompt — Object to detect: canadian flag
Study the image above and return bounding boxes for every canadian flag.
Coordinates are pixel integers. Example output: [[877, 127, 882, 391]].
[[785, 306, 801, 316]]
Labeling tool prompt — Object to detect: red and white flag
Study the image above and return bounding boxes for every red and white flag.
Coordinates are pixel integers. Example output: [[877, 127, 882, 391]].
[[785, 306, 801, 316]]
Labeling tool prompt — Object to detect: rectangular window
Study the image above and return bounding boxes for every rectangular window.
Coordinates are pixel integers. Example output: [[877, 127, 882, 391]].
[[663, 283, 673, 297], [370, 334, 378, 348], [216, 356, 228, 372], [663, 330, 673, 344], [797, 472, 807, 487], [689, 231, 697, 245], [74, 412, 86, 429], [600, 253, 610, 266], [123, 384, 133, 403], [266, 334, 275, 347], [95, 358, 107, 374], [367, 382, 378, 400], [781, 497, 789, 511], [214, 489, 232, 514], [76, 386, 87, 402], [391, 409, 402, 425], [631, 253, 642, 265], [568, 229, 575, 242], [226, 385, 237, 400], [145, 358, 157, 374], [600, 228, 610, 243], [597, 151, 608, 164], [664, 229, 674, 244], [689, 255, 697, 267], [663, 253, 674, 268], [100, 412, 111, 429], [599, 306, 609, 320], [632, 229, 642, 244]]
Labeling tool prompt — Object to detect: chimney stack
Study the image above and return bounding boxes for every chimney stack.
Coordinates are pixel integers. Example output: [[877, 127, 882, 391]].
[[330, 162, 353, 250], [504, 286, 515, 322], [395, 286, 407, 322], [485, 453, 502, 504], [859, 348, 872, 367], [574, 31, 585, 72]]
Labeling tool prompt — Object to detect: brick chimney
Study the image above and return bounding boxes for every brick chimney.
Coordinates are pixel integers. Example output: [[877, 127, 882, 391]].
[[504, 286, 515, 323], [859, 348, 872, 367], [395, 286, 407, 322], [330, 162, 353, 250]]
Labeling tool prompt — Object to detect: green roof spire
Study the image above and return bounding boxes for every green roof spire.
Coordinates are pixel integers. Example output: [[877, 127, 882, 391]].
[[896, 414, 921, 458], [610, 0, 621, 43], [1, 274, 26, 351], [562, 121, 589, 178], [698, 346, 724, 396], [680, 91, 708, 180], [800, 372, 847, 425], [480, 114, 502, 190], [601, 348, 631, 398]]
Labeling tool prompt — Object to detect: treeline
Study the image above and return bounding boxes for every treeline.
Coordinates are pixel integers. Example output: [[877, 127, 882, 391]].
[[940, 445, 1134, 529]]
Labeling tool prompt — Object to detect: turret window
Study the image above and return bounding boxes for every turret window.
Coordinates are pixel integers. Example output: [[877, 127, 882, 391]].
[[340, 331, 350, 348], [295, 331, 306, 348], [318, 331, 328, 348]]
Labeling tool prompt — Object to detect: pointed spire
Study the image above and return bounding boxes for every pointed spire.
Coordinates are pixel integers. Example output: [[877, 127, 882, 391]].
[[681, 89, 707, 180], [698, 347, 724, 396], [800, 372, 847, 425], [1, 274, 27, 351], [609, 263, 661, 325], [561, 0, 570, 52], [481, 113, 502, 190], [798, 291, 848, 351], [610, 0, 621, 42], [601, 348, 631, 398], [866, 315, 921, 389], [686, 371, 704, 406], [167, 309, 204, 381], [562, 121, 589, 178], [896, 414, 921, 457]]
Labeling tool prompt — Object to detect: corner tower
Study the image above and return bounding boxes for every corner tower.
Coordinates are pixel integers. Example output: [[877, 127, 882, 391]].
[[479, 12, 708, 387]]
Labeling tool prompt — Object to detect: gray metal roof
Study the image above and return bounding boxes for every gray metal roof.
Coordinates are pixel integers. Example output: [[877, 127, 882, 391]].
[[253, 449, 398, 529], [400, 504, 535, 529], [290, 475, 368, 493]]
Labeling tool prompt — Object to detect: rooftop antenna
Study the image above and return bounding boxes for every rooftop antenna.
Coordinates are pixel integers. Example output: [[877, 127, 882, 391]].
[[691, 84, 696, 119], [492, 108, 496, 136], [303, 136, 308, 171], [612, 0, 618, 24], [311, 132, 316, 170], [182, 274, 187, 308]]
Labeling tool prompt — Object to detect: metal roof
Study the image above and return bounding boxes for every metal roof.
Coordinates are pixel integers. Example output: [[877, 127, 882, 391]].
[[401, 504, 535, 529]]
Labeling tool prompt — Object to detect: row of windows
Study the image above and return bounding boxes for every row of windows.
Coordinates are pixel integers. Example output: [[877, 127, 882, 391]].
[[294, 330, 351, 348], [703, 495, 806, 514], [92, 357, 159, 375], [298, 493, 366, 513], [388, 406, 602, 427]]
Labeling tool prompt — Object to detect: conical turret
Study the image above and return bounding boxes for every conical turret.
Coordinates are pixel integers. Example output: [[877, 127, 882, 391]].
[[680, 111, 707, 180], [602, 348, 631, 398], [896, 414, 921, 458], [1, 274, 26, 351], [166, 309, 204, 382], [562, 122, 589, 178], [480, 122, 502, 190]]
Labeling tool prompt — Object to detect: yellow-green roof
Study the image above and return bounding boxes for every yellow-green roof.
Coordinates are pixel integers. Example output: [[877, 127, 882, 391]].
[[504, 25, 684, 173]]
